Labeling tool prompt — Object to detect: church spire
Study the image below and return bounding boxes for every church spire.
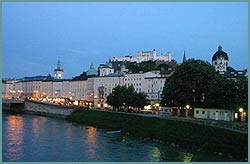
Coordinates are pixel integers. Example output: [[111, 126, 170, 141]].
[[182, 50, 186, 63], [57, 56, 61, 69], [54, 57, 64, 79]]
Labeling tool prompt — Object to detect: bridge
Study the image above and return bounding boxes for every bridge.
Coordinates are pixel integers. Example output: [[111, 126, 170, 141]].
[[2, 99, 25, 104], [2, 99, 25, 111]]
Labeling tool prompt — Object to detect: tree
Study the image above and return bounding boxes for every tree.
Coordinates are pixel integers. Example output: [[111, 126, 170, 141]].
[[234, 76, 248, 110], [107, 85, 127, 110], [133, 92, 148, 109], [107, 85, 148, 111], [161, 59, 243, 110]]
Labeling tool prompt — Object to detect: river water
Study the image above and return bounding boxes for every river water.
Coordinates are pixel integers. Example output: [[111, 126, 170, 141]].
[[2, 111, 230, 162]]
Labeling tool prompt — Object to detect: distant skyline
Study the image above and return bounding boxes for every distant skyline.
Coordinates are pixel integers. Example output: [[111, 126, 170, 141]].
[[2, 2, 248, 79]]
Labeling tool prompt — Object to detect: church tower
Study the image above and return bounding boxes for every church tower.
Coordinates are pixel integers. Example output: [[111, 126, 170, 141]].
[[212, 45, 229, 73], [182, 50, 187, 63], [54, 57, 64, 79]]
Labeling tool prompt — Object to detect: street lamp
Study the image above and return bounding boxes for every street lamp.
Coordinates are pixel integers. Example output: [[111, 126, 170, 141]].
[[186, 105, 190, 118], [239, 108, 244, 122], [239, 108, 243, 112]]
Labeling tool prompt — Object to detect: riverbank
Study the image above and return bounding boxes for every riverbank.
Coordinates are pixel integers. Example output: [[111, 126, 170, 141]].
[[67, 109, 248, 161]]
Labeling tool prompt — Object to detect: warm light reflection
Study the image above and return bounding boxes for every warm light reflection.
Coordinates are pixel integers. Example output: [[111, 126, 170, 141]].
[[86, 127, 97, 146], [7, 115, 24, 161], [31, 117, 41, 144], [85, 127, 97, 160]]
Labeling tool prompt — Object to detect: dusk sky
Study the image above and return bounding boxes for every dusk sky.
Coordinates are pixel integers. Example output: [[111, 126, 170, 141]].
[[2, 2, 248, 79]]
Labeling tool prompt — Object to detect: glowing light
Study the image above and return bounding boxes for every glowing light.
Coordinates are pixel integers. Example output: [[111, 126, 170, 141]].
[[239, 108, 243, 112], [144, 105, 151, 110], [234, 113, 238, 119]]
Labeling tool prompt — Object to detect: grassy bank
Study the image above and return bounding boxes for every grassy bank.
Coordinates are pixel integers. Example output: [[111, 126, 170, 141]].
[[67, 109, 247, 161]]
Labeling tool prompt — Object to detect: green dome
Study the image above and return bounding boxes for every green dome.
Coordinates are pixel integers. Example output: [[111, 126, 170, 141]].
[[87, 63, 98, 76]]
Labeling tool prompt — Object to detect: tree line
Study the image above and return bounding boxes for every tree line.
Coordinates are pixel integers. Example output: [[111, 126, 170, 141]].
[[106, 59, 247, 112], [161, 59, 248, 111], [106, 85, 148, 111]]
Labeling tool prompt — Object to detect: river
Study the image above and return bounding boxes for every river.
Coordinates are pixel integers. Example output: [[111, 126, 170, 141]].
[[2, 111, 231, 162]]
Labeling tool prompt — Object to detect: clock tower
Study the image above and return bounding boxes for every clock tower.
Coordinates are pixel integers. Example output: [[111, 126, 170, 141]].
[[54, 58, 64, 79], [212, 45, 229, 73]]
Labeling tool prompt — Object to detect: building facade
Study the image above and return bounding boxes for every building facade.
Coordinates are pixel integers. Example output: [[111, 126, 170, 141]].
[[98, 64, 114, 77]]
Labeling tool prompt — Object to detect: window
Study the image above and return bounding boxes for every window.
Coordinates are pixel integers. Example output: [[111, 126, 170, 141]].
[[196, 110, 199, 114], [202, 111, 205, 114]]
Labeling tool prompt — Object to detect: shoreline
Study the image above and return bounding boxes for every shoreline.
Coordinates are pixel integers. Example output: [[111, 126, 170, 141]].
[[66, 109, 248, 162]]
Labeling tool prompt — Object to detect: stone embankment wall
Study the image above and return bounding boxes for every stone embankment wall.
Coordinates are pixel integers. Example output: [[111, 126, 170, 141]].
[[24, 101, 75, 118]]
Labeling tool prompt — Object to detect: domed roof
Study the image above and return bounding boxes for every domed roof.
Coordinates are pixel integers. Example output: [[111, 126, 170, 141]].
[[212, 45, 229, 61], [87, 63, 98, 76]]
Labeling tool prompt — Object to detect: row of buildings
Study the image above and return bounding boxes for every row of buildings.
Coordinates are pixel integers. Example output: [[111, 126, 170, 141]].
[[3, 49, 175, 110], [2, 47, 247, 115], [2, 70, 167, 109]]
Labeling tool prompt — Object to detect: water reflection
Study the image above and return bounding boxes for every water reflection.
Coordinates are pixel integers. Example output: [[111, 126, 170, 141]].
[[151, 147, 161, 162], [121, 136, 127, 143], [31, 117, 40, 144], [85, 127, 97, 160], [6, 115, 24, 161], [3, 113, 230, 162], [178, 152, 194, 162]]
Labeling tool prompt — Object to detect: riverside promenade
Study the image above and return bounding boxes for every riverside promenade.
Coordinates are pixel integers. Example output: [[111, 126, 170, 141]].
[[2, 99, 247, 133], [96, 109, 248, 134]]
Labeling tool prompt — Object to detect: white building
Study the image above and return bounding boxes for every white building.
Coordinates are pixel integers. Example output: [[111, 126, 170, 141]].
[[92, 74, 124, 108], [22, 80, 42, 97], [113, 49, 172, 63], [52, 81, 70, 98], [99, 64, 114, 77], [41, 81, 53, 97], [2, 80, 15, 99], [69, 80, 88, 101], [194, 108, 234, 122], [145, 76, 166, 103]]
